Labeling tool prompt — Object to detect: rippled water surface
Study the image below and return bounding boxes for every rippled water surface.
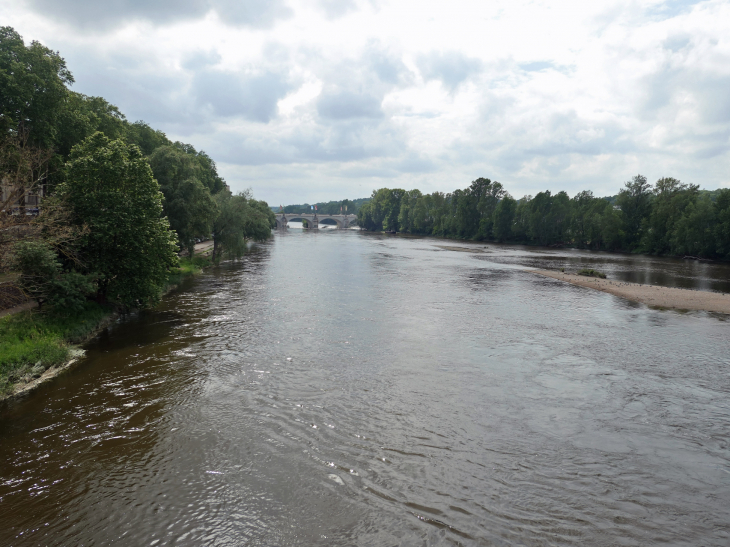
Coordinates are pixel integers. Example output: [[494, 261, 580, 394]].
[[2, 231, 730, 546]]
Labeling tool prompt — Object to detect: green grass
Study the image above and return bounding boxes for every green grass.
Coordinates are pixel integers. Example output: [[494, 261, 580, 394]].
[[577, 268, 607, 279], [166, 255, 212, 288], [1, 255, 213, 396], [0, 302, 113, 395]]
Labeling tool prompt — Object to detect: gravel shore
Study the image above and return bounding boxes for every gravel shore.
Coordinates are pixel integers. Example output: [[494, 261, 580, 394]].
[[530, 270, 730, 314]]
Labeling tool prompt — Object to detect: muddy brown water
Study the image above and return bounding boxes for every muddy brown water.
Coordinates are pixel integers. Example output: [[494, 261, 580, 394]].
[[1, 231, 729, 546]]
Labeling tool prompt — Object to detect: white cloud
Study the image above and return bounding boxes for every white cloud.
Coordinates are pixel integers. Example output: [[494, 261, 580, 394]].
[[4, 0, 728, 204]]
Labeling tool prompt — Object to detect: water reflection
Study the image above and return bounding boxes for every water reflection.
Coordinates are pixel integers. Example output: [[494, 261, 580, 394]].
[[1, 232, 729, 545]]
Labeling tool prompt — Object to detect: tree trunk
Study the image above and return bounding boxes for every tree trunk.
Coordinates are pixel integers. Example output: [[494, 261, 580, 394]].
[[212, 237, 219, 263]]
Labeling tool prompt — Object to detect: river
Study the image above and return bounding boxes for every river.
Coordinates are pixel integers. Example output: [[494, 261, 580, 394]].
[[1, 229, 729, 545]]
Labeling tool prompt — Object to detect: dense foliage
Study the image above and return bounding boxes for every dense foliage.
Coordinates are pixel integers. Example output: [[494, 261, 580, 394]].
[[1, 27, 274, 316], [279, 197, 369, 216], [359, 176, 730, 259]]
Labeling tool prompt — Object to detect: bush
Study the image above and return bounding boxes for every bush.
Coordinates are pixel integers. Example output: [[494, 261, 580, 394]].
[[11, 241, 95, 311], [577, 268, 607, 279], [48, 271, 96, 313], [12, 241, 61, 305]]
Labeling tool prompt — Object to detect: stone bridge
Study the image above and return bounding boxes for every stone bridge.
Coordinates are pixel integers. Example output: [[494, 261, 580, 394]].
[[275, 213, 357, 230]]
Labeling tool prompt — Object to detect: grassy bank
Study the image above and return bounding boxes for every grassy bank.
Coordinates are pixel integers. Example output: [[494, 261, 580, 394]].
[[0, 302, 113, 396], [1, 255, 213, 397], [166, 255, 212, 289]]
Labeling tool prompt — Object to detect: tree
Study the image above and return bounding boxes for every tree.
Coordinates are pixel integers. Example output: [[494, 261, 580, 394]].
[[671, 195, 716, 257], [714, 189, 730, 259], [642, 177, 698, 254], [60, 133, 178, 308], [524, 190, 570, 246], [492, 195, 516, 242], [211, 189, 274, 262], [170, 142, 226, 194], [55, 92, 127, 158], [0, 27, 73, 148], [149, 145, 218, 256], [11, 240, 95, 312], [397, 189, 422, 233], [570, 190, 597, 247], [11, 240, 60, 307], [616, 174, 653, 250], [125, 121, 171, 156], [357, 188, 405, 231]]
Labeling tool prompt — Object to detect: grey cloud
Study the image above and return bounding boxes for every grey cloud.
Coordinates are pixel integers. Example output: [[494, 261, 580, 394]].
[[317, 90, 383, 120], [192, 70, 292, 122], [182, 50, 222, 71], [417, 51, 482, 92], [663, 34, 691, 52], [393, 153, 436, 174], [317, 0, 358, 19], [366, 48, 411, 85], [640, 65, 730, 125], [206, 111, 408, 166], [214, 0, 292, 27], [520, 61, 554, 72], [26, 0, 292, 30], [645, 0, 704, 21]]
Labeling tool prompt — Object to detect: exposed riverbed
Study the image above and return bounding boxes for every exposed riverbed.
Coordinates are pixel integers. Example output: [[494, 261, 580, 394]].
[[1, 230, 729, 545]]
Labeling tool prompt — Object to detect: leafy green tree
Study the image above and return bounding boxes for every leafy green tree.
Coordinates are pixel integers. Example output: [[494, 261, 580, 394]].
[[0, 27, 73, 147], [55, 92, 127, 158], [616, 174, 653, 249], [60, 133, 178, 308], [11, 240, 95, 311], [11, 240, 60, 307], [671, 195, 716, 257], [211, 189, 274, 262], [492, 195, 516, 242], [358, 188, 405, 231], [525, 190, 570, 246], [511, 196, 531, 241], [570, 190, 597, 247], [126, 121, 171, 156], [397, 189, 422, 232], [357, 200, 376, 230], [714, 189, 730, 258], [170, 142, 226, 194], [149, 145, 218, 256], [642, 177, 698, 254]]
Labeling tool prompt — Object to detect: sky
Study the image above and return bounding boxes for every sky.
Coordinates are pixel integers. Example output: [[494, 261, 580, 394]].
[[4, 0, 729, 204]]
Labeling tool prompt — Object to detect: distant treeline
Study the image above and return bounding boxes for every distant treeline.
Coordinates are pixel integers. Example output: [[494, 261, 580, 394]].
[[358, 177, 730, 259], [276, 197, 370, 216], [1, 26, 275, 311]]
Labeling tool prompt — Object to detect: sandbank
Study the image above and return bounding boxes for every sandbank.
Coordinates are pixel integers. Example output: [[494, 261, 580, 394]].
[[530, 270, 730, 315]]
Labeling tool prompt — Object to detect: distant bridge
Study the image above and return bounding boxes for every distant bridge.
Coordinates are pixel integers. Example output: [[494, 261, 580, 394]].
[[275, 213, 357, 230]]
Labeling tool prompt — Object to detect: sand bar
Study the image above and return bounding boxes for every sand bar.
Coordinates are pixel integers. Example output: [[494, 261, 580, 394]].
[[530, 270, 730, 314], [434, 245, 485, 253]]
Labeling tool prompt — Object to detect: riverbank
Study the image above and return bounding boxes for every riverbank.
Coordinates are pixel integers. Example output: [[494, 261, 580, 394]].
[[531, 270, 730, 314], [0, 255, 214, 402], [0, 304, 117, 401]]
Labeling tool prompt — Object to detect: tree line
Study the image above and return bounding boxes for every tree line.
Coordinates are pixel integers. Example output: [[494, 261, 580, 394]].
[[0, 27, 275, 312], [278, 197, 369, 216], [358, 176, 730, 259]]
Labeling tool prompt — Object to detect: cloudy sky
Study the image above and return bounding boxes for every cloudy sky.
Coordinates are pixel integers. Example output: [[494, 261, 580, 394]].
[[4, 0, 729, 204]]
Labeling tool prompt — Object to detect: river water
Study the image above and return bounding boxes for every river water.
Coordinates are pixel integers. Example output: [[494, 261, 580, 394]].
[[1, 229, 729, 546]]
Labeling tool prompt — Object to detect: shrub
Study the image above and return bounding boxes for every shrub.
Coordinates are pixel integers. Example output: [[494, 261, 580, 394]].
[[577, 268, 607, 279], [11, 241, 60, 306]]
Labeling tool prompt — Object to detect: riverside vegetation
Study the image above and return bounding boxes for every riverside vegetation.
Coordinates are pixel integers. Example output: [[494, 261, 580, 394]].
[[0, 27, 275, 395], [358, 178, 730, 259]]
